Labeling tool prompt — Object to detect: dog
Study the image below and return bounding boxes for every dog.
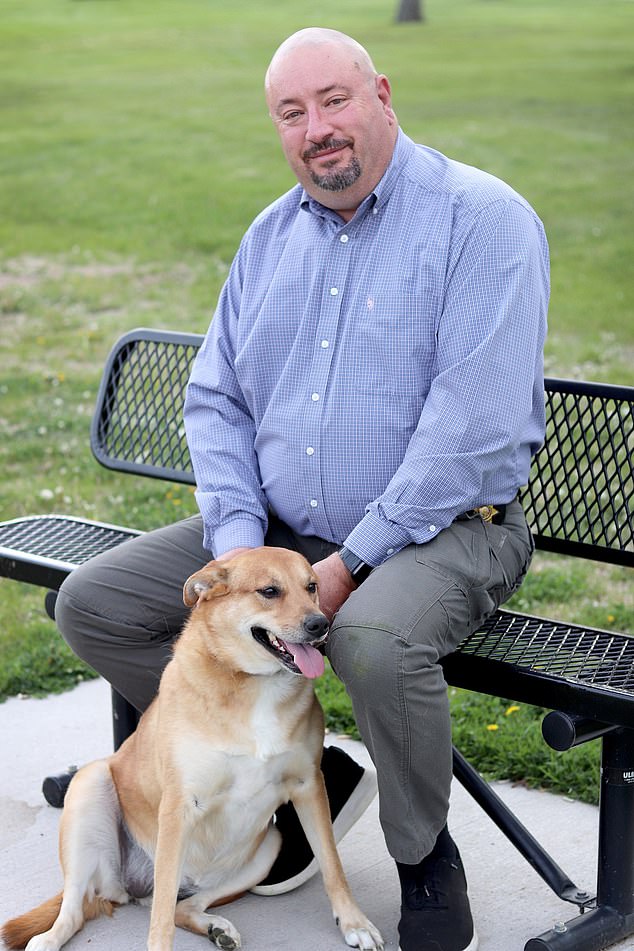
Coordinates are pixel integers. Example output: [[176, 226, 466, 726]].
[[1, 547, 383, 951]]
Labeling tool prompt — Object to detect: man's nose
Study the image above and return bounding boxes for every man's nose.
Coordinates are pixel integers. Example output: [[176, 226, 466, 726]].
[[305, 105, 335, 142]]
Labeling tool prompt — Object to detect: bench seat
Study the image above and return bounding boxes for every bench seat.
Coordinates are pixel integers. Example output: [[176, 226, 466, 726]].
[[0, 515, 141, 591]]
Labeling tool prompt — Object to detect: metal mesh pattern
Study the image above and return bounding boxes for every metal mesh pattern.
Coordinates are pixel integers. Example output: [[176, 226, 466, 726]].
[[459, 611, 634, 696], [521, 382, 633, 560], [93, 334, 201, 483], [91, 335, 634, 561], [0, 516, 140, 568]]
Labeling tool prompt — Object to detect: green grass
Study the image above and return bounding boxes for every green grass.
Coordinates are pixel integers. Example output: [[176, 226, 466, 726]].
[[1, 0, 633, 803]]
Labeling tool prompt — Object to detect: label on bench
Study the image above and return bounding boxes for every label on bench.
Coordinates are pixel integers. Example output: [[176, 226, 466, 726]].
[[602, 767, 634, 786]]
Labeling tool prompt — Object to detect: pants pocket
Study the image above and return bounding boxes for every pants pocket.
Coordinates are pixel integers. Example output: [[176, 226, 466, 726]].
[[414, 510, 534, 634]]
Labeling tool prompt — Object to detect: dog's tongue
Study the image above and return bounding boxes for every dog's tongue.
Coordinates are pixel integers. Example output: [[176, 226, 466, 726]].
[[282, 640, 325, 679]]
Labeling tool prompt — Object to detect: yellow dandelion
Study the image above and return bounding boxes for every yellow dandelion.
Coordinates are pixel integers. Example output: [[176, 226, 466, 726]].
[[505, 705, 520, 716], [487, 724, 499, 731]]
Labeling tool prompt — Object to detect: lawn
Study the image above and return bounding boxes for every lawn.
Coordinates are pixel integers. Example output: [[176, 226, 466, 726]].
[[1, 0, 632, 803]]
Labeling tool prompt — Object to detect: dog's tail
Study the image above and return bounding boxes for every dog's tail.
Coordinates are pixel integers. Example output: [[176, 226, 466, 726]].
[[1, 893, 117, 949], [1, 893, 64, 950]]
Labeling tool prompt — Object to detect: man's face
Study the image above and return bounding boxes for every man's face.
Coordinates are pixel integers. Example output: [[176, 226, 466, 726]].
[[266, 43, 398, 221]]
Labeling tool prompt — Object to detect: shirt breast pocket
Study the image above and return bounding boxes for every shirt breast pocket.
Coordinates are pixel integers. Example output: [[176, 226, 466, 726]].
[[348, 292, 438, 397]]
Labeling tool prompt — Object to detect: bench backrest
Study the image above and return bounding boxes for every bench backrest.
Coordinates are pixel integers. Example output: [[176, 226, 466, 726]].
[[92, 328, 634, 569], [91, 328, 202, 485]]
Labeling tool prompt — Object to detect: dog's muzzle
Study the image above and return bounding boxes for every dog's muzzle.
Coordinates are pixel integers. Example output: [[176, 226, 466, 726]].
[[251, 612, 328, 679]]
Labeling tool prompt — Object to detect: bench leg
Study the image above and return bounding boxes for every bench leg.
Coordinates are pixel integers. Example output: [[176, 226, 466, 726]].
[[111, 687, 140, 750], [452, 746, 588, 907], [44, 589, 58, 620], [524, 728, 634, 951]]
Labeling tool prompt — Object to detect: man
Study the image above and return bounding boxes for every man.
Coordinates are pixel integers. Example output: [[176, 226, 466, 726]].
[[56, 28, 549, 951]]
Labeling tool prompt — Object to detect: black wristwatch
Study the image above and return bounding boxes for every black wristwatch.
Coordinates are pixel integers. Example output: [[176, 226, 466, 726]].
[[338, 546, 374, 585]]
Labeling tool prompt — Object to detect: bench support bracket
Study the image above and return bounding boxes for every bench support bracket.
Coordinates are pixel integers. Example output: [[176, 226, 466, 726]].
[[525, 728, 634, 951], [452, 746, 589, 909]]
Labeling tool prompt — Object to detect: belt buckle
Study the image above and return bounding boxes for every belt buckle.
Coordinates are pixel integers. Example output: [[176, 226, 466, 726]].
[[475, 504, 499, 524]]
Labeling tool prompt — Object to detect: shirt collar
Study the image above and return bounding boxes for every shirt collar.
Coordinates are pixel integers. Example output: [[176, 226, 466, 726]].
[[299, 129, 415, 223]]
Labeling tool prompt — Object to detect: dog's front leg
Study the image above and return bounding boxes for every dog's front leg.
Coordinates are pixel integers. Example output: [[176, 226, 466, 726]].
[[147, 791, 188, 951], [293, 773, 384, 950]]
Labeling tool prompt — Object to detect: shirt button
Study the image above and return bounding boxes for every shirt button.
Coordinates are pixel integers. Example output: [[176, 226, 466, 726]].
[[306, 447, 315, 456], [330, 287, 338, 296], [387, 548, 394, 556], [429, 525, 437, 533], [311, 392, 320, 401], [309, 499, 318, 508], [321, 339, 329, 349], [340, 234, 349, 243]]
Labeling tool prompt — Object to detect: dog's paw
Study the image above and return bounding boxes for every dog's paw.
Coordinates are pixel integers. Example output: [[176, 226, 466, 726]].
[[25, 937, 60, 951], [343, 922, 384, 950], [207, 916, 242, 950]]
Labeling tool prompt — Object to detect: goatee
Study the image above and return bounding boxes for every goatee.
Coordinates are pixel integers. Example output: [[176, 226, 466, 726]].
[[310, 157, 362, 192], [303, 139, 361, 192]]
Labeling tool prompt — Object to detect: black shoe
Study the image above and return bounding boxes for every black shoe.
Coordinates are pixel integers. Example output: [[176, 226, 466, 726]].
[[251, 745, 377, 895], [397, 828, 478, 951]]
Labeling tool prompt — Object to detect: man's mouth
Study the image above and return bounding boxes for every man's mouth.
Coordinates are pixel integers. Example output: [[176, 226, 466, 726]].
[[303, 139, 352, 164]]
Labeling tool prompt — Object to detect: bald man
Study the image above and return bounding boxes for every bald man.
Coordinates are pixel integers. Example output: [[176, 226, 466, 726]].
[[57, 28, 549, 951]]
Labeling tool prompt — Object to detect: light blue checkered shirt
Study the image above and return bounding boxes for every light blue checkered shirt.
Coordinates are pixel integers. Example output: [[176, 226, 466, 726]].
[[184, 130, 549, 565]]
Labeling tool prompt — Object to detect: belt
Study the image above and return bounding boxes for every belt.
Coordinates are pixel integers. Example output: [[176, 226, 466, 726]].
[[456, 503, 507, 526]]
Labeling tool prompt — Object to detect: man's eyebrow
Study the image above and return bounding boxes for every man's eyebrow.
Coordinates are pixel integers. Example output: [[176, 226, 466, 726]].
[[275, 84, 351, 110]]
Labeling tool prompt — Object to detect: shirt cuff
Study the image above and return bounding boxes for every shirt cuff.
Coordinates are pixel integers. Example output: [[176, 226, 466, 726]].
[[209, 517, 266, 559], [342, 513, 409, 566]]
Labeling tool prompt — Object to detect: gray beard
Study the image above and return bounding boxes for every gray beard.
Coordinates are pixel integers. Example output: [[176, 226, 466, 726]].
[[310, 156, 362, 192]]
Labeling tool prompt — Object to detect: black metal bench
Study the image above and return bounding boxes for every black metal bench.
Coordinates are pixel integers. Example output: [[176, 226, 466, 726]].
[[1, 327, 632, 951]]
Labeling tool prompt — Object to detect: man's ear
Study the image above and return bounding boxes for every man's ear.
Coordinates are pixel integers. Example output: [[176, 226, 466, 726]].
[[376, 74, 396, 123], [183, 561, 230, 607]]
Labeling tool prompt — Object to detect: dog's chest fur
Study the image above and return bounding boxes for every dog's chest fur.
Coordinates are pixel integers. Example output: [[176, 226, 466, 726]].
[[175, 677, 313, 802], [162, 677, 317, 882]]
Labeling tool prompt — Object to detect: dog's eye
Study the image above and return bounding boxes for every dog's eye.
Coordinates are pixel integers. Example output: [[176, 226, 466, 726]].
[[307, 582, 318, 594], [258, 586, 281, 599]]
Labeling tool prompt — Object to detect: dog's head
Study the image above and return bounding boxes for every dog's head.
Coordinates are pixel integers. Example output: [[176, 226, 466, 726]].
[[183, 547, 329, 678]]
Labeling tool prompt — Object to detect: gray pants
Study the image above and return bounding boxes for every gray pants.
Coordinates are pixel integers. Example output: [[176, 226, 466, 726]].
[[55, 501, 533, 865]]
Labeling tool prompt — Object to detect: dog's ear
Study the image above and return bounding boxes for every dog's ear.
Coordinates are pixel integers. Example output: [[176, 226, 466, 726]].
[[183, 562, 230, 607]]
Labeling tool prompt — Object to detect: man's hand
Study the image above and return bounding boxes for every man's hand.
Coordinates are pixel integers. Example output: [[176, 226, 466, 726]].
[[312, 551, 357, 622]]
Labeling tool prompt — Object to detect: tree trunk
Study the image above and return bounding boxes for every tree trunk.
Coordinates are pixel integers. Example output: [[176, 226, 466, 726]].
[[395, 0, 424, 22]]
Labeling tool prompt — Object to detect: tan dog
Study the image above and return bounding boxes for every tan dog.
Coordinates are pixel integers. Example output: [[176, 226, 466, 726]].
[[2, 548, 383, 951]]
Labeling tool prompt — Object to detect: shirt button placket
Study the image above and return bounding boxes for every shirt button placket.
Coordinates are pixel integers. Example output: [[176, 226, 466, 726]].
[[306, 240, 348, 534]]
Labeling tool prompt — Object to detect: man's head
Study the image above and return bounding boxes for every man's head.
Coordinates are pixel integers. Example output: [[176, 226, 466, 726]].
[[265, 28, 398, 221]]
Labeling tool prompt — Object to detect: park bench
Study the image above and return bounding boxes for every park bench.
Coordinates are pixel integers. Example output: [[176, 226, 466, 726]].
[[0, 326, 632, 951]]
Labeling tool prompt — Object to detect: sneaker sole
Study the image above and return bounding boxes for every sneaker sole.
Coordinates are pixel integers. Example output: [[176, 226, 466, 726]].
[[398, 932, 478, 951], [250, 762, 378, 895]]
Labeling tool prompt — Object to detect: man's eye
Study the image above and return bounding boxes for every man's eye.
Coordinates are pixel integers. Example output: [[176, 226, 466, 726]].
[[259, 586, 281, 599], [281, 111, 303, 124]]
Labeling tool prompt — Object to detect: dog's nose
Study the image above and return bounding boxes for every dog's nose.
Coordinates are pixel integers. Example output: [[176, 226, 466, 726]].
[[303, 613, 329, 640]]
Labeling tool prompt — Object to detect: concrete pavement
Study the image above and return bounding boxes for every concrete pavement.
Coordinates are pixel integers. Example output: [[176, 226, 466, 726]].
[[0, 677, 629, 951]]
